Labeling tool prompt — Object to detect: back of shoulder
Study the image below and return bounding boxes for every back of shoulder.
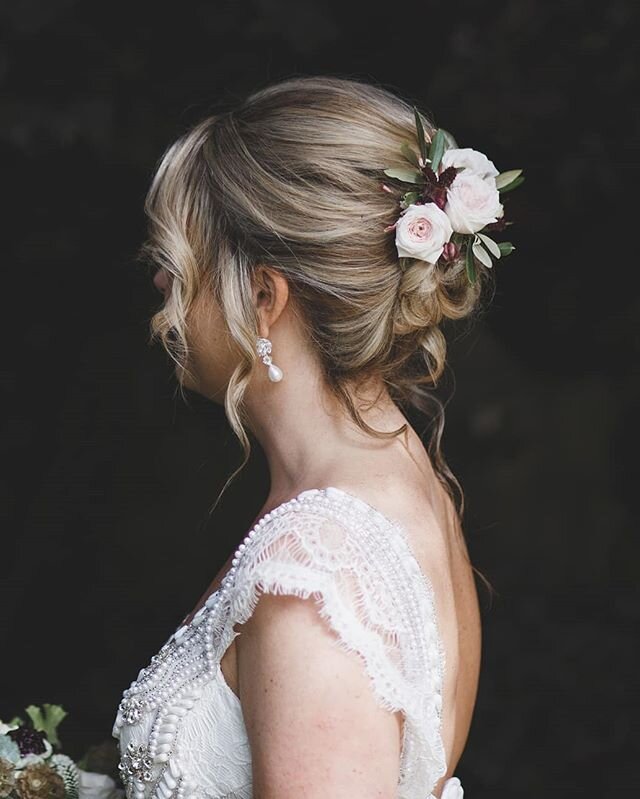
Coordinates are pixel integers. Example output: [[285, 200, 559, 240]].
[[233, 487, 404, 586], [230, 489, 394, 612], [228, 487, 433, 661], [226, 487, 450, 797]]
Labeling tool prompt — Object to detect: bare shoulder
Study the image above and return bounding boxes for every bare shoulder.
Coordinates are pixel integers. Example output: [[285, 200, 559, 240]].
[[236, 591, 404, 799]]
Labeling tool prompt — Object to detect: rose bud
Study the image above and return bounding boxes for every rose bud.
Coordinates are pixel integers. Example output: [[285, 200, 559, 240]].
[[440, 241, 459, 262]]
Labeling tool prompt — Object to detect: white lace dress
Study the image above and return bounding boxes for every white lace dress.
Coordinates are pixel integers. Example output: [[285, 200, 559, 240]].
[[112, 486, 464, 799]]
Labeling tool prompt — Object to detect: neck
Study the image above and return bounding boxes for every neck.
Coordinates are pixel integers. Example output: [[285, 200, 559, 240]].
[[243, 359, 410, 502]]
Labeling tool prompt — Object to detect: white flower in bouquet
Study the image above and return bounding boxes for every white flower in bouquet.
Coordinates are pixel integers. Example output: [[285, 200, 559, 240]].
[[382, 107, 523, 286], [444, 172, 504, 234], [77, 768, 125, 799], [440, 147, 499, 183], [394, 202, 453, 264], [0, 734, 21, 765]]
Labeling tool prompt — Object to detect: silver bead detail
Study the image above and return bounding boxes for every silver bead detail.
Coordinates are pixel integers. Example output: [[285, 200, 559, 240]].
[[118, 741, 154, 786]]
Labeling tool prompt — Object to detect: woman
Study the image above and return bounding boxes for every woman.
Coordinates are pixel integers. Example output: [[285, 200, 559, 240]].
[[113, 74, 511, 799]]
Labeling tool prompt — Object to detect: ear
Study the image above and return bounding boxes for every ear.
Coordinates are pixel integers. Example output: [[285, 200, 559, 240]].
[[253, 265, 290, 338]]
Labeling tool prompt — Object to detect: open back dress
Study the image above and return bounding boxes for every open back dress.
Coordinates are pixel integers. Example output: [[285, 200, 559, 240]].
[[112, 485, 464, 799]]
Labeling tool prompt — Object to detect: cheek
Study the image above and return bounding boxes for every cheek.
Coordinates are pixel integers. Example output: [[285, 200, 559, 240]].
[[186, 295, 238, 373]]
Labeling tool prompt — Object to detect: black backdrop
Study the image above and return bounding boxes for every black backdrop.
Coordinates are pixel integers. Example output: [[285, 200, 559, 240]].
[[1, 1, 638, 796]]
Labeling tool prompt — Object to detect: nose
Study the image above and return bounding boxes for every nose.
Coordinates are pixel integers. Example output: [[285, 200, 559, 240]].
[[153, 267, 171, 296]]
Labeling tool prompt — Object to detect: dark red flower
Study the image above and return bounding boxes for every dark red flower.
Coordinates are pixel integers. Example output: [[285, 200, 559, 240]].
[[8, 727, 47, 757], [418, 165, 460, 210]]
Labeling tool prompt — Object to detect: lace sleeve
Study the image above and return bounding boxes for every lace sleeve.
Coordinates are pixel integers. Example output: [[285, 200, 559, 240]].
[[225, 488, 447, 798]]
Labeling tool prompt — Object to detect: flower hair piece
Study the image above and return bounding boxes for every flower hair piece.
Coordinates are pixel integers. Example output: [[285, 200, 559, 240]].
[[382, 107, 524, 284]]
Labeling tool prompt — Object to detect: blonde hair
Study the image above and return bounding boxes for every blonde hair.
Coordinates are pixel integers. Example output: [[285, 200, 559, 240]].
[[138, 75, 495, 560]]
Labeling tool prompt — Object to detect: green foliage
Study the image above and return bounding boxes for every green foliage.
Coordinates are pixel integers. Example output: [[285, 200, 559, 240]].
[[477, 232, 501, 258], [465, 237, 477, 284], [428, 129, 446, 172], [412, 106, 429, 163], [383, 167, 423, 184], [495, 169, 523, 189], [400, 141, 420, 167], [498, 175, 525, 193], [25, 704, 68, 748], [472, 238, 493, 268]]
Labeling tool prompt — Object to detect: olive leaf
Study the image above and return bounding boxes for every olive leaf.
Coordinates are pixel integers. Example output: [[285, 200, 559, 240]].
[[400, 141, 421, 167], [465, 238, 477, 284], [413, 107, 430, 164], [498, 241, 516, 256], [472, 239, 493, 269], [477, 232, 501, 259], [495, 169, 522, 190], [498, 174, 525, 193], [441, 128, 458, 150], [400, 191, 420, 209], [383, 167, 424, 184], [428, 129, 446, 173]]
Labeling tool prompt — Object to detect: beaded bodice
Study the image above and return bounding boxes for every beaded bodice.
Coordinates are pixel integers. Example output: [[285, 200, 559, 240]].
[[112, 485, 462, 799]]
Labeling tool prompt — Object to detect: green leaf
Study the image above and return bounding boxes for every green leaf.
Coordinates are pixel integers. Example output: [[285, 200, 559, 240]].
[[465, 238, 477, 284], [472, 239, 493, 269], [498, 175, 525, 193], [495, 169, 523, 190], [25, 705, 45, 730], [477, 232, 501, 259], [25, 704, 68, 748], [400, 191, 420, 209], [497, 241, 516, 256], [440, 128, 458, 150], [383, 167, 423, 184], [400, 141, 420, 167], [413, 107, 429, 164], [428, 129, 446, 173]]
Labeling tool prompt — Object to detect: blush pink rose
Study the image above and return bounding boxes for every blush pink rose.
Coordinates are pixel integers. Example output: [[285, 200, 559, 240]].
[[395, 202, 453, 264], [444, 172, 504, 234]]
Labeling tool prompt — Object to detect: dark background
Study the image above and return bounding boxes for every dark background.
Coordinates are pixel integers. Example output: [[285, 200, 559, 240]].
[[1, 1, 638, 796]]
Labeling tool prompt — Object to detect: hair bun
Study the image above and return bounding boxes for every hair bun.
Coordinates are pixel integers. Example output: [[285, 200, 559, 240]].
[[394, 256, 486, 337]]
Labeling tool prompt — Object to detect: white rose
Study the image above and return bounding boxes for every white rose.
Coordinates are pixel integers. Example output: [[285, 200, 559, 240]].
[[444, 173, 504, 234], [440, 147, 498, 183], [0, 723, 18, 736], [78, 768, 124, 799], [395, 202, 453, 264]]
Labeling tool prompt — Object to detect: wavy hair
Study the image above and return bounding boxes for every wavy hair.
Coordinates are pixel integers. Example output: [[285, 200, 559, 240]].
[[137, 75, 495, 591]]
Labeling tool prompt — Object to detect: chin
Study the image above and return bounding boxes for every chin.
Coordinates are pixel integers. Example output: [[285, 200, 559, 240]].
[[176, 362, 227, 405]]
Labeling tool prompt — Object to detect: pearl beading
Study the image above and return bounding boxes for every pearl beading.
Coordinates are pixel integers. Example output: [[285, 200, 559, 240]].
[[114, 495, 313, 799], [113, 486, 447, 799]]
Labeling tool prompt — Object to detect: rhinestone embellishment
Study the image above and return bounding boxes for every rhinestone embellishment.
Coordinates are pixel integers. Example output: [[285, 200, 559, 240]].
[[118, 696, 142, 725], [256, 337, 271, 360], [118, 741, 154, 786]]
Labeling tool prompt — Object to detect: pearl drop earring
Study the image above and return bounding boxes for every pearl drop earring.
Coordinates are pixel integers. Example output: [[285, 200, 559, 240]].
[[256, 336, 283, 382]]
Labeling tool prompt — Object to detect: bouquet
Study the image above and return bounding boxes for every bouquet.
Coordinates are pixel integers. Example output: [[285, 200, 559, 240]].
[[0, 704, 124, 799]]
